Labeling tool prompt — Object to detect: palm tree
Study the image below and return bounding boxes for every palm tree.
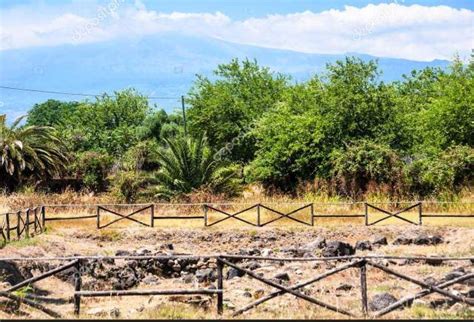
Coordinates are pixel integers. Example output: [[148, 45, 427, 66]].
[[153, 134, 241, 199], [0, 114, 68, 192]]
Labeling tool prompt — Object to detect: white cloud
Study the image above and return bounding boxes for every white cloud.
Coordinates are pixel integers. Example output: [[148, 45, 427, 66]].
[[0, 2, 472, 61]]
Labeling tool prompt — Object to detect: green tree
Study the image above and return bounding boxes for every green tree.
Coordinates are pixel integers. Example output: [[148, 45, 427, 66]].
[[26, 99, 80, 127], [153, 135, 241, 200], [0, 115, 67, 192], [187, 58, 289, 163]]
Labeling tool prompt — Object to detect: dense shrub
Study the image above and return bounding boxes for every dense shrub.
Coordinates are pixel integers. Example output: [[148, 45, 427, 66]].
[[110, 171, 148, 203], [406, 146, 474, 197], [330, 140, 403, 197], [74, 151, 113, 193]]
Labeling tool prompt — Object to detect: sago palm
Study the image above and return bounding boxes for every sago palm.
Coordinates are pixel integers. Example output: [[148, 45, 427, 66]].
[[0, 114, 68, 191], [153, 134, 241, 199]]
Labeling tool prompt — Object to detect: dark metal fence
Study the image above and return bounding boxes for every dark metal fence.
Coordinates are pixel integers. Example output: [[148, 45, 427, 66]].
[[0, 254, 472, 318]]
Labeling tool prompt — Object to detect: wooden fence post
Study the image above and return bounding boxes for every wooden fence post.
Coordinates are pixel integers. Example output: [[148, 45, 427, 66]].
[[203, 205, 208, 227], [5, 213, 10, 241], [257, 204, 261, 227], [150, 204, 155, 228], [217, 257, 224, 315], [359, 260, 368, 315], [96, 207, 100, 229], [364, 203, 369, 226], [310, 203, 314, 226], [74, 260, 82, 315], [418, 203, 422, 226], [34, 207, 38, 233], [16, 211, 21, 240], [25, 209, 30, 238], [41, 206, 46, 232]]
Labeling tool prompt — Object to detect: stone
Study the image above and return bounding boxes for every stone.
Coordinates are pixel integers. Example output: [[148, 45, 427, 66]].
[[464, 288, 474, 298], [261, 249, 273, 257], [227, 267, 245, 280], [336, 283, 353, 291], [322, 241, 355, 257], [369, 293, 398, 311], [425, 257, 443, 266], [0, 261, 25, 285], [423, 277, 438, 286], [87, 307, 120, 317], [142, 275, 160, 285], [244, 261, 261, 271], [372, 236, 388, 246], [355, 240, 372, 251], [273, 272, 290, 281], [393, 236, 413, 245], [413, 299, 428, 306], [195, 268, 216, 283], [182, 274, 195, 284], [304, 237, 326, 251], [243, 291, 252, 298]]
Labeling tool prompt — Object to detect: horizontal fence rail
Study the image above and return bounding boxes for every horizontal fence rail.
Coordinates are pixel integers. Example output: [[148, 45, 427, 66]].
[[1, 201, 472, 245], [0, 254, 472, 318]]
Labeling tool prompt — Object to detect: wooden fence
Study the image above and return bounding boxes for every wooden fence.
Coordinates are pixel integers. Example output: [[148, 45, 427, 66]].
[[0, 206, 45, 243], [0, 254, 472, 318], [0, 202, 473, 244]]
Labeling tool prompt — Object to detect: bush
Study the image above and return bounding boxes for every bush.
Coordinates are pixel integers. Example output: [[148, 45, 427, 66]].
[[330, 140, 403, 198], [75, 151, 113, 193], [110, 171, 148, 203], [122, 140, 161, 172], [406, 145, 474, 197]]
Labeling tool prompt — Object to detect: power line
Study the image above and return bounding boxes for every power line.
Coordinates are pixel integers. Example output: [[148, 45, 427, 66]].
[[0, 85, 181, 100]]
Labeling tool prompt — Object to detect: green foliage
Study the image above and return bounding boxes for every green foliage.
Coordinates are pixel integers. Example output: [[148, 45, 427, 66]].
[[248, 57, 404, 191], [153, 135, 241, 200], [27, 99, 80, 127], [330, 140, 403, 197], [122, 140, 161, 172], [12, 55, 474, 199], [0, 115, 68, 192], [406, 145, 474, 197], [110, 171, 148, 203], [187, 58, 289, 162], [74, 151, 113, 193]]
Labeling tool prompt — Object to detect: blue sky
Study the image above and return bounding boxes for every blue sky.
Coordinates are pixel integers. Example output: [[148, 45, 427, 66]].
[[0, 0, 473, 61]]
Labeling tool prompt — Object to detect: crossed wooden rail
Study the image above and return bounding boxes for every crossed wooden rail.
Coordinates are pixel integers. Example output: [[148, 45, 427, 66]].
[[0, 255, 472, 318], [1, 201, 473, 244]]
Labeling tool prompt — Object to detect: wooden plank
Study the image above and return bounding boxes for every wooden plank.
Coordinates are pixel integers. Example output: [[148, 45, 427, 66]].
[[219, 258, 354, 317], [233, 260, 362, 316]]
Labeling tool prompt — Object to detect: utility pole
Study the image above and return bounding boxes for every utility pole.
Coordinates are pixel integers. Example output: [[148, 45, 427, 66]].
[[181, 95, 187, 136]]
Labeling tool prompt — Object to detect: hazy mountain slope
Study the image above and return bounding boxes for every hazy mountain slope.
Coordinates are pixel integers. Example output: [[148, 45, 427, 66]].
[[0, 33, 450, 119]]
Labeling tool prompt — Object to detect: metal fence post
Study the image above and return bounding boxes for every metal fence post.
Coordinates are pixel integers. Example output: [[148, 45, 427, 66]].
[[360, 260, 368, 315], [74, 260, 82, 315], [217, 257, 224, 315]]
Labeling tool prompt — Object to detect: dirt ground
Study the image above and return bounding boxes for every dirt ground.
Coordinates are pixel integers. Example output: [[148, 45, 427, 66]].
[[1, 218, 473, 320]]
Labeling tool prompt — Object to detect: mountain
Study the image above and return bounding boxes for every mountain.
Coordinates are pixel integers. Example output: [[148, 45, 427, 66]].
[[0, 32, 450, 120]]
